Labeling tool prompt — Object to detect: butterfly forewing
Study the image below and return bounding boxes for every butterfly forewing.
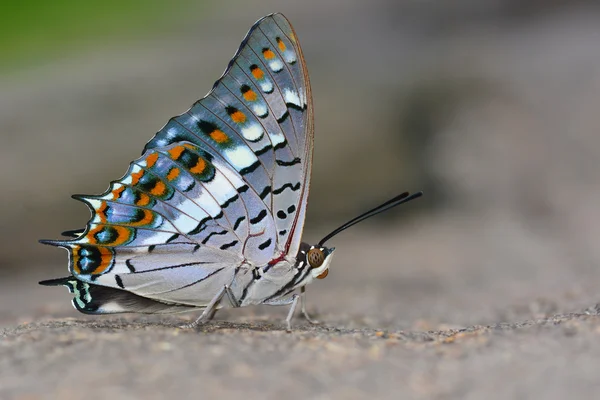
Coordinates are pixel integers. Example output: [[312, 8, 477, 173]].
[[43, 13, 313, 306]]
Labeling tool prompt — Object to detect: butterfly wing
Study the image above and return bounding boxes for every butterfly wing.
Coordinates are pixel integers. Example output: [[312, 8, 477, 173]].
[[41, 13, 313, 307]]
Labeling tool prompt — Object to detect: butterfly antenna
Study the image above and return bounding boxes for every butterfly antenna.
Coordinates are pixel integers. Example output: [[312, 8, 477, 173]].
[[318, 191, 423, 246]]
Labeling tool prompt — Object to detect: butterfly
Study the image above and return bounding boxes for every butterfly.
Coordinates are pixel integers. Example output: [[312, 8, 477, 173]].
[[40, 13, 422, 331]]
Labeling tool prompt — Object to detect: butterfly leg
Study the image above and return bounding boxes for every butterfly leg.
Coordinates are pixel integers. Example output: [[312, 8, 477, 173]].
[[180, 285, 240, 329], [263, 295, 299, 332], [300, 286, 319, 325]]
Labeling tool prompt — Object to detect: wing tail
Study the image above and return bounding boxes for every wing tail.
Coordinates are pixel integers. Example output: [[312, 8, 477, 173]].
[[39, 276, 196, 315]]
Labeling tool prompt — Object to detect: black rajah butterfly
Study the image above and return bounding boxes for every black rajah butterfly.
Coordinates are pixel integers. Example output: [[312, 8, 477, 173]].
[[40, 13, 422, 331]]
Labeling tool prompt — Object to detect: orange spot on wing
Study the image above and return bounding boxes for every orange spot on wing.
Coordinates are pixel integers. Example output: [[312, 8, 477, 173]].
[[230, 110, 246, 124], [136, 193, 150, 206], [243, 89, 258, 102], [132, 209, 154, 226], [71, 245, 114, 275], [263, 48, 275, 60], [168, 145, 185, 160], [130, 169, 144, 185], [90, 247, 114, 275], [209, 129, 229, 144], [277, 38, 286, 52], [251, 67, 264, 80], [150, 180, 166, 196], [96, 201, 108, 223], [167, 167, 180, 181], [145, 152, 159, 168], [104, 226, 131, 247], [111, 185, 125, 200], [86, 225, 103, 245], [183, 143, 196, 150], [190, 157, 207, 174]]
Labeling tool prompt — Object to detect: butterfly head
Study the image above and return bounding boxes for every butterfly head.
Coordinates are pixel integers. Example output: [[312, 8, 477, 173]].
[[302, 191, 423, 282], [306, 245, 335, 279]]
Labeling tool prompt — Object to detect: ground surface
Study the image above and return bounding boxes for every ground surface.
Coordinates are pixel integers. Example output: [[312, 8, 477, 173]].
[[2, 227, 600, 400]]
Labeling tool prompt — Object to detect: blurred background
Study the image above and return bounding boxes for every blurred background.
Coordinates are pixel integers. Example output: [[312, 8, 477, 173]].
[[1, 0, 600, 329]]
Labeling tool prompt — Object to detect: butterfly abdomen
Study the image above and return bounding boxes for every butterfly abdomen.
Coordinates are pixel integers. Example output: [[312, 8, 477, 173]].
[[39, 277, 195, 315]]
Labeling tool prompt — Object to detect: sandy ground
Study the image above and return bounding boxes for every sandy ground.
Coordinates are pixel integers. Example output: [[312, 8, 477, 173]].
[[2, 226, 600, 400]]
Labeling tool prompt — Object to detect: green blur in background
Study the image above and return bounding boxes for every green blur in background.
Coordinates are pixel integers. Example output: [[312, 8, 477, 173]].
[[1, 0, 202, 72]]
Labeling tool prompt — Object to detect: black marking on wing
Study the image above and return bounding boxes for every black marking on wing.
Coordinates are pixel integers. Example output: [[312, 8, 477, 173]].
[[188, 217, 211, 235], [115, 275, 125, 289], [287, 205, 296, 214], [250, 210, 267, 224], [132, 261, 214, 274], [279, 229, 287, 236], [238, 184, 249, 193], [166, 233, 180, 243], [197, 119, 219, 135], [225, 105, 238, 116], [272, 182, 301, 195], [220, 240, 239, 250], [193, 244, 201, 253], [273, 139, 288, 151], [182, 180, 196, 192], [276, 157, 301, 167], [277, 111, 290, 123], [258, 238, 272, 250], [233, 216, 246, 230], [255, 144, 273, 156], [61, 229, 84, 238], [259, 185, 272, 200], [126, 260, 136, 273], [221, 194, 239, 209], [148, 245, 156, 253], [240, 84, 252, 94], [277, 211, 286, 219], [201, 230, 228, 245], [286, 102, 304, 111], [239, 160, 261, 175]]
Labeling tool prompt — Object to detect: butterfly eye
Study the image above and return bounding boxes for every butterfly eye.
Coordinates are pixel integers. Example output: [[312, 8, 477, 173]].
[[307, 248, 324, 268]]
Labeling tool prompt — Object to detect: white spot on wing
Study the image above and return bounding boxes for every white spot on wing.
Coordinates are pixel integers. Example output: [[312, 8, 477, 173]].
[[252, 103, 268, 117], [87, 199, 103, 210], [225, 146, 259, 170], [171, 212, 200, 234], [122, 165, 142, 185], [269, 59, 284, 72], [284, 89, 301, 107], [284, 51, 297, 64], [260, 80, 273, 93], [177, 198, 210, 220], [214, 160, 245, 188], [241, 123, 264, 141], [269, 131, 286, 147], [196, 193, 222, 217], [140, 231, 176, 246], [204, 172, 238, 204], [98, 302, 127, 313]]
